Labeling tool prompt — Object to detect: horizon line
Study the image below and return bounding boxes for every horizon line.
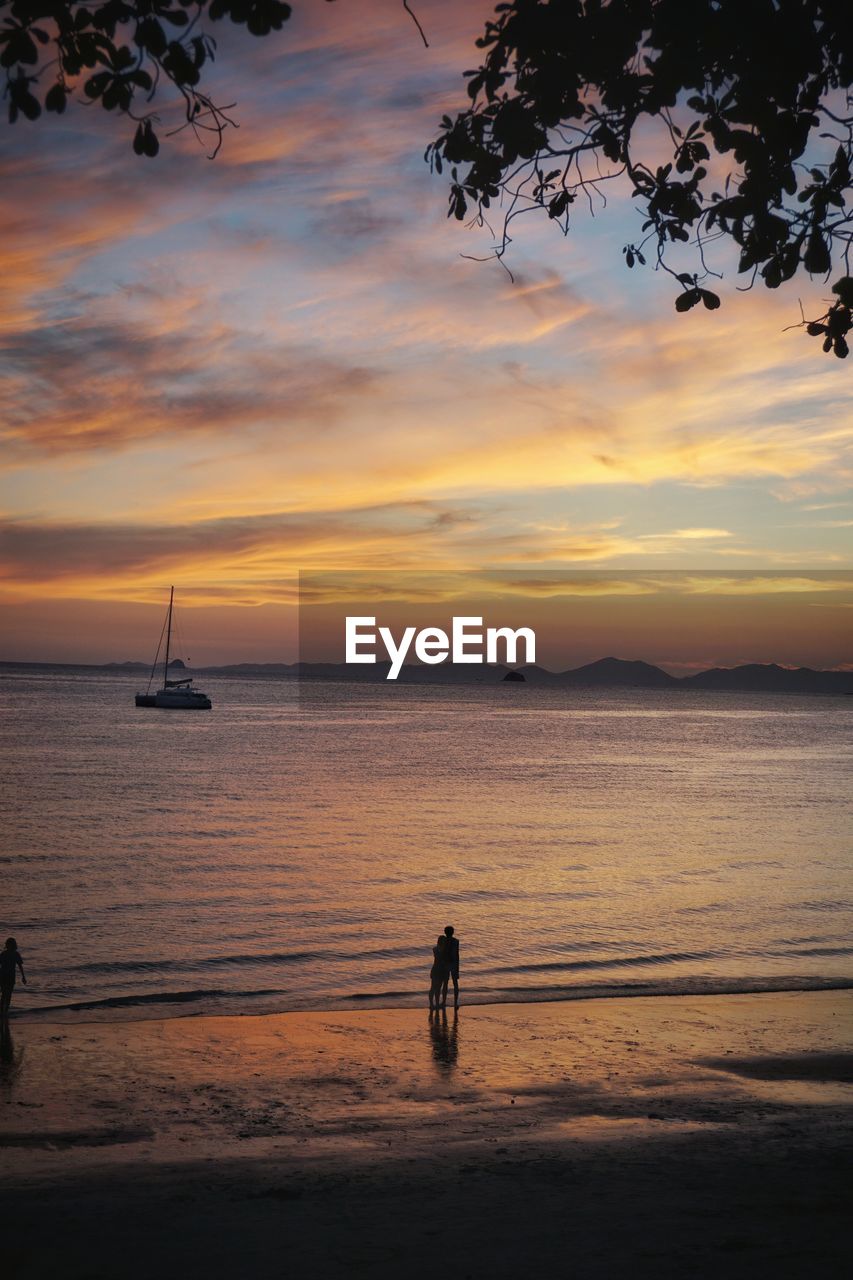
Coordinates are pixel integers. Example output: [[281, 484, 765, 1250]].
[[1, 656, 851, 678]]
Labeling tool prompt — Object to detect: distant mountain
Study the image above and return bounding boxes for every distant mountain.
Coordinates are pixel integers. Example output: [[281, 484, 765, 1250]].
[[285, 656, 850, 693], [557, 656, 678, 688], [684, 663, 853, 695], [214, 656, 850, 693]]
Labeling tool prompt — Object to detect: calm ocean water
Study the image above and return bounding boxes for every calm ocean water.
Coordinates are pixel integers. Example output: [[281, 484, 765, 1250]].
[[2, 666, 852, 1022]]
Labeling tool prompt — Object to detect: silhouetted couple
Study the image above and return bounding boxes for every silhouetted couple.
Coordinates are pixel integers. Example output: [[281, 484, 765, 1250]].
[[428, 925, 459, 1011]]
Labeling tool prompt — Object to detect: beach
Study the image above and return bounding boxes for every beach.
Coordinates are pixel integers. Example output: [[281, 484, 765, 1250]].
[[3, 988, 850, 1278]]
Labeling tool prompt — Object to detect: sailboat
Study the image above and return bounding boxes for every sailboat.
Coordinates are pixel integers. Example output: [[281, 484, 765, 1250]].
[[135, 587, 212, 710]]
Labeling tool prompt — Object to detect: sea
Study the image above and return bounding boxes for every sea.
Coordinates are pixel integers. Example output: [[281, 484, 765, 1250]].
[[2, 665, 851, 1023]]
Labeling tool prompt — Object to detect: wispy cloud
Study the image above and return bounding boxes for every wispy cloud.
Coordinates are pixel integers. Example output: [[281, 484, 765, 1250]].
[[0, 299, 382, 456]]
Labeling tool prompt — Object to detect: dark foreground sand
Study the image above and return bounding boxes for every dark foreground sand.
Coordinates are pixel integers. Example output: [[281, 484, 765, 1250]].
[[2, 990, 851, 1279]]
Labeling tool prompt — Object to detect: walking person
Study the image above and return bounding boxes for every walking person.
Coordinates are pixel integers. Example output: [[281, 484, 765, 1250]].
[[441, 925, 460, 1009], [0, 937, 26, 1021]]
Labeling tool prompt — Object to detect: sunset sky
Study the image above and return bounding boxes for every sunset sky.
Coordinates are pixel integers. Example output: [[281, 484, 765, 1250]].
[[1, 0, 851, 667]]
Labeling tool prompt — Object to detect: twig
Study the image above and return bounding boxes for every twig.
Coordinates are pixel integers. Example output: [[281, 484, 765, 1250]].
[[403, 1, 429, 48]]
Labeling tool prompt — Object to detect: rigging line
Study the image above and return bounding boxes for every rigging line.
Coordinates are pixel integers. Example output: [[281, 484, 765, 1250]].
[[146, 608, 169, 694], [172, 597, 190, 666]]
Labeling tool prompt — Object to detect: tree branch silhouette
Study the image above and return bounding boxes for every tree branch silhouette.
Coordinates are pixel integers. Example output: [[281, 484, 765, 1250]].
[[1, 2, 300, 157], [4, 2, 851, 357], [425, 0, 853, 358]]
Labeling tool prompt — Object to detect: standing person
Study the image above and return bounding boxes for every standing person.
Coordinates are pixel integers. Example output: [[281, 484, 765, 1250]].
[[429, 934, 449, 1012], [0, 937, 26, 1020], [441, 925, 460, 1009]]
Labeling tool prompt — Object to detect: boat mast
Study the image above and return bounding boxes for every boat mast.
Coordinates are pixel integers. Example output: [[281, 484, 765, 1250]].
[[163, 585, 174, 689]]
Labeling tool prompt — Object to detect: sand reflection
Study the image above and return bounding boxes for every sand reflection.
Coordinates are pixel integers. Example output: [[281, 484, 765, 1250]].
[[0, 1022, 23, 1087], [428, 1008, 458, 1070]]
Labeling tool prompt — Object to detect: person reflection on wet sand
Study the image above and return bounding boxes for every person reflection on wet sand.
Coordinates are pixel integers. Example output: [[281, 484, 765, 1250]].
[[0, 1020, 23, 1088], [428, 1008, 458, 1070]]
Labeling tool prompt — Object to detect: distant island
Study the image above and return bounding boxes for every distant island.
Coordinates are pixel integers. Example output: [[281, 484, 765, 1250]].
[[2, 656, 851, 695]]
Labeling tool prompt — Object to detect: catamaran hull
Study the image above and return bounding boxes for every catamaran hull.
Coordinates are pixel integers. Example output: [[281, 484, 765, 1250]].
[[135, 692, 211, 709], [154, 691, 212, 709]]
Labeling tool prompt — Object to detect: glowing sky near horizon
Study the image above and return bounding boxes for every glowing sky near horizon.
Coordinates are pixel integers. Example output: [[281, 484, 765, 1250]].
[[0, 0, 851, 666]]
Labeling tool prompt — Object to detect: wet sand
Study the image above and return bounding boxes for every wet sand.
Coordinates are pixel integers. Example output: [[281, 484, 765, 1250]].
[[2, 990, 851, 1278]]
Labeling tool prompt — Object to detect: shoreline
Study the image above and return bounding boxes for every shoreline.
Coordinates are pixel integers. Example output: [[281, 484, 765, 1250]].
[[4, 988, 851, 1277], [14, 971, 853, 1028]]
